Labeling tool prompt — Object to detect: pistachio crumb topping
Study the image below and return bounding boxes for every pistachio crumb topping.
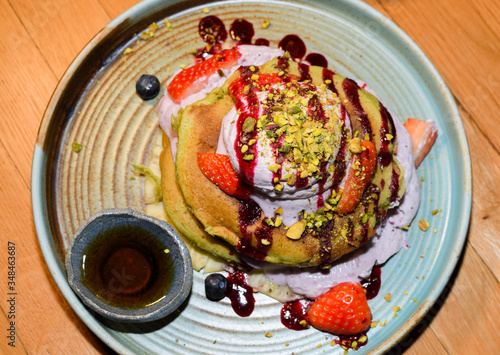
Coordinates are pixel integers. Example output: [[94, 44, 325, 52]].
[[418, 219, 430, 231], [71, 142, 82, 153], [348, 137, 363, 154], [122, 47, 133, 58], [268, 163, 281, 173], [286, 220, 306, 239], [255, 82, 343, 186]]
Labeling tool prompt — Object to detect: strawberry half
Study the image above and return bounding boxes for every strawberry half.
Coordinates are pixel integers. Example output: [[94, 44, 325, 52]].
[[197, 152, 251, 200], [336, 140, 377, 214], [403, 118, 438, 168], [167, 49, 242, 103], [307, 282, 372, 336]]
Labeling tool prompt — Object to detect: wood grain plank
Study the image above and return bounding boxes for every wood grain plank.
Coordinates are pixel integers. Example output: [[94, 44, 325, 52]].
[[430, 242, 500, 354], [0, 0, 59, 182], [98, 0, 142, 20], [460, 104, 500, 280], [0, 143, 112, 353], [379, 0, 500, 150], [0, 0, 496, 353], [0, 308, 27, 354], [380, 0, 500, 303], [9, 0, 111, 79], [388, 324, 448, 355]]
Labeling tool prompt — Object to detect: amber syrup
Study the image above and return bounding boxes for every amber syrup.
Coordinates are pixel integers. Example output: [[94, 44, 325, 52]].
[[81, 225, 174, 309]]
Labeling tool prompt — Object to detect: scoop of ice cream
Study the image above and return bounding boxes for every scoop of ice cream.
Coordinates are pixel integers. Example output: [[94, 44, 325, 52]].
[[222, 81, 350, 200]]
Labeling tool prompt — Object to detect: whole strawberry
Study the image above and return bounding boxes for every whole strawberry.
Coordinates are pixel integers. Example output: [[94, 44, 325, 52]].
[[307, 282, 371, 335], [197, 152, 252, 200]]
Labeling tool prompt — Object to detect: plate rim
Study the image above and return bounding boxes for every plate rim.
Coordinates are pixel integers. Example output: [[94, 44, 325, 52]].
[[31, 0, 472, 353]]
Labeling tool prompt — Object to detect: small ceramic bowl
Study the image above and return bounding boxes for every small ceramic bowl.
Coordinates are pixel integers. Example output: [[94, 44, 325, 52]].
[[65, 209, 193, 323]]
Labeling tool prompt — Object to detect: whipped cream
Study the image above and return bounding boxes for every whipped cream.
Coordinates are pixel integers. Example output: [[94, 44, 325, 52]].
[[222, 84, 348, 199]]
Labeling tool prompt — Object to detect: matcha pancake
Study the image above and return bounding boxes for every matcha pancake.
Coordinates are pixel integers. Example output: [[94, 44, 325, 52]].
[[164, 56, 405, 267], [160, 96, 240, 264]]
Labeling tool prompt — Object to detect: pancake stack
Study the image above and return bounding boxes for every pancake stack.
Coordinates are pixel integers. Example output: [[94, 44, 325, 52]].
[[160, 56, 405, 268]]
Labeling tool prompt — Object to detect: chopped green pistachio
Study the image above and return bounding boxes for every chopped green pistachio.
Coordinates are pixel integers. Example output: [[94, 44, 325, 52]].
[[268, 164, 281, 173], [349, 138, 363, 153], [292, 148, 302, 163], [286, 220, 305, 239], [361, 212, 373, 224], [287, 174, 297, 186], [242, 117, 256, 132], [72, 142, 82, 153]]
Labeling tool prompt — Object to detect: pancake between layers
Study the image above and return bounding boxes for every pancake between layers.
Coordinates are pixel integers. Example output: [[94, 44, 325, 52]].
[[161, 56, 405, 267]]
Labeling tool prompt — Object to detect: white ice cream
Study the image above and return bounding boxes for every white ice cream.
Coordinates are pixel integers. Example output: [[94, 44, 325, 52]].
[[222, 85, 348, 198], [157, 44, 420, 300]]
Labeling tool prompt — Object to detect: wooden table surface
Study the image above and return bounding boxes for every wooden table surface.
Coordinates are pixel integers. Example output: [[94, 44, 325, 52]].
[[1, 0, 499, 353]]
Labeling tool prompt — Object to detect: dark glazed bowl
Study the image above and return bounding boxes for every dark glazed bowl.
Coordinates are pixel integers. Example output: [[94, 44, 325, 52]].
[[65, 209, 192, 323]]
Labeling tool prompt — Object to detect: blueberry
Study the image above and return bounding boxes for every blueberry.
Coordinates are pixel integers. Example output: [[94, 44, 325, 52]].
[[136, 74, 160, 100], [205, 273, 229, 301]]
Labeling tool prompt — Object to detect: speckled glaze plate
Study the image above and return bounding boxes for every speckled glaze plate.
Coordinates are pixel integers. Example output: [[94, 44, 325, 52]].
[[32, 0, 471, 353]]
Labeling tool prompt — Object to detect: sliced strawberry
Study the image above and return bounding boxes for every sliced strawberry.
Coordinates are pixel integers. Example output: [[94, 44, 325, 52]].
[[404, 118, 438, 168], [307, 282, 372, 336], [197, 152, 251, 200], [336, 140, 377, 214], [167, 49, 242, 103]]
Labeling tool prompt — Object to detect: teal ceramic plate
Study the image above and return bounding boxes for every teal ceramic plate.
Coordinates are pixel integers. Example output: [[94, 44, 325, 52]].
[[32, 0, 471, 353]]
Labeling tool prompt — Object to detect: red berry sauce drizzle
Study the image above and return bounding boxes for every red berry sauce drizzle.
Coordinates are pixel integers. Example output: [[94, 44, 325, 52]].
[[237, 199, 273, 259], [226, 271, 255, 317], [280, 300, 312, 331], [196, 15, 328, 68]]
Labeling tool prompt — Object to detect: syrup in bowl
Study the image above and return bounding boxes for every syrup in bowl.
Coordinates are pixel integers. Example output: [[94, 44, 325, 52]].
[[65, 209, 193, 323]]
